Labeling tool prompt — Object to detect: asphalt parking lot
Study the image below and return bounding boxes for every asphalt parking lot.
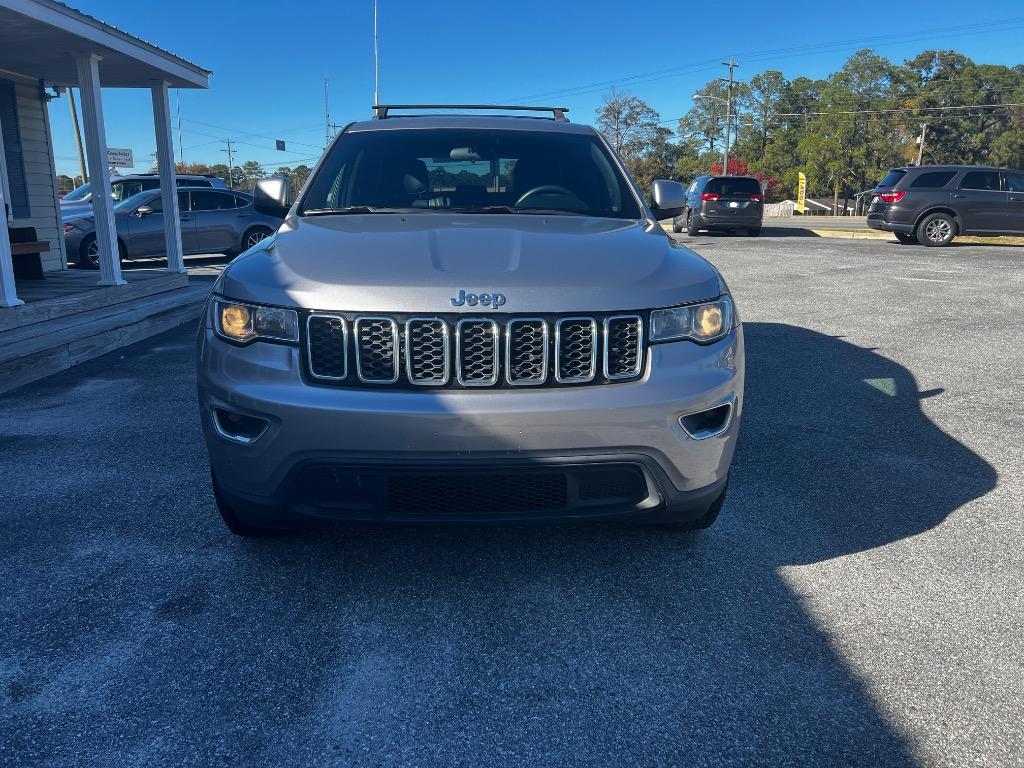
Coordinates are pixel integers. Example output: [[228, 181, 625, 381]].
[[2, 234, 1022, 767]]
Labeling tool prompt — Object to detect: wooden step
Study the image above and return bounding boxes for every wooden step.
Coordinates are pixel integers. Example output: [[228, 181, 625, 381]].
[[0, 270, 189, 334], [0, 285, 210, 395]]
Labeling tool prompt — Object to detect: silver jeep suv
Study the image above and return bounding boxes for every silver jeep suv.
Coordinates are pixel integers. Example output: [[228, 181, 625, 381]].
[[197, 105, 744, 536]]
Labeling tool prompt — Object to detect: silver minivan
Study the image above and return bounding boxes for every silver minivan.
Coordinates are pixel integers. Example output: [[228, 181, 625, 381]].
[[196, 106, 744, 536]]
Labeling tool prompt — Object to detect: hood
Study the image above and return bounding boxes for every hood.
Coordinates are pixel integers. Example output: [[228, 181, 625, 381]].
[[217, 214, 723, 313]]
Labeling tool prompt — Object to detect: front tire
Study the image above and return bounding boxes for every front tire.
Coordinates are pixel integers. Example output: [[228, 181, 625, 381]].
[[211, 469, 291, 538], [916, 212, 957, 247], [671, 220, 683, 234], [747, 227, 761, 237]]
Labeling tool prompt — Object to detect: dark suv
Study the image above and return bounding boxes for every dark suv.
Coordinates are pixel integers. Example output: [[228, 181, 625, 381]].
[[672, 175, 764, 236], [867, 164, 1024, 246]]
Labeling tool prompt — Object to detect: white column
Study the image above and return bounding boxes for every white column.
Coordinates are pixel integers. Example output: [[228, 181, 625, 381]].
[[0, 126, 21, 306], [0, 209, 20, 308], [74, 52, 125, 286], [150, 81, 184, 274]]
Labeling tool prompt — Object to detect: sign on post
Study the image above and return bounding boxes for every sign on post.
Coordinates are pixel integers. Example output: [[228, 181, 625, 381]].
[[796, 172, 807, 215], [107, 148, 134, 168]]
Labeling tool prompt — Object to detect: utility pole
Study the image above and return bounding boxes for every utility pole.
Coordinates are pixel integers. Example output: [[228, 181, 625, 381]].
[[324, 77, 331, 150], [66, 87, 88, 184], [373, 0, 380, 106], [722, 57, 739, 176], [221, 139, 235, 189], [916, 123, 928, 166]]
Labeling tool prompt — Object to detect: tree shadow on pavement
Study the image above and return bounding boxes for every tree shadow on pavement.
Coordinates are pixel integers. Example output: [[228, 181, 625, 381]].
[[0, 322, 998, 766]]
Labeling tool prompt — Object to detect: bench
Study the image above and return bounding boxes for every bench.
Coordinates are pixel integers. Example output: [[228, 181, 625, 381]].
[[8, 226, 50, 280]]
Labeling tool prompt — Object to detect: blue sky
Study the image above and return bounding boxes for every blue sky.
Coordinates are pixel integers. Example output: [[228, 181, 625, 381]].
[[49, 0, 1024, 178]]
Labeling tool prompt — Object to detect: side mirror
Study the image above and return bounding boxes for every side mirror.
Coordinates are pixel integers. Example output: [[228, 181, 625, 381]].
[[253, 177, 292, 218], [135, 206, 153, 218], [649, 179, 687, 220]]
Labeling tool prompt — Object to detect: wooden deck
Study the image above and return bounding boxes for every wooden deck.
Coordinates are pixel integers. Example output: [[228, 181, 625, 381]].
[[13, 268, 174, 304], [0, 268, 209, 394], [0, 269, 190, 334]]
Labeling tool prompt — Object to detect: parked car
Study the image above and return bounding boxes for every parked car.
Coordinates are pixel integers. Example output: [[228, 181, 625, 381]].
[[867, 164, 1024, 246], [63, 186, 282, 267], [60, 173, 227, 219], [197, 105, 744, 537], [672, 175, 764, 236]]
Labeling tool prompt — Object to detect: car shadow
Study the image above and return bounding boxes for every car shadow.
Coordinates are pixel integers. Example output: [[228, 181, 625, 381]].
[[0, 322, 998, 765], [203, 323, 994, 763]]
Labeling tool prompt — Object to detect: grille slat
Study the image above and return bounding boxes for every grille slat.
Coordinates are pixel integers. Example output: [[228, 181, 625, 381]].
[[604, 315, 643, 379], [456, 319, 499, 386], [307, 315, 348, 380], [555, 317, 597, 383], [355, 317, 399, 383], [307, 313, 646, 388], [405, 318, 450, 385], [506, 318, 549, 385]]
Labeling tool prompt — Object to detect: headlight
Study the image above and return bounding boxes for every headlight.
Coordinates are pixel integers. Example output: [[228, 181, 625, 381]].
[[213, 299, 298, 344], [650, 296, 734, 344]]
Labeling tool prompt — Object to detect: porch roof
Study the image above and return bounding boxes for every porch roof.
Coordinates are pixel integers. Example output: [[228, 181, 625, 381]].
[[0, 0, 210, 88]]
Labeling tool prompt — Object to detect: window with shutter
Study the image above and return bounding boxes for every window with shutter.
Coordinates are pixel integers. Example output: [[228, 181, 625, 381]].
[[0, 79, 31, 220]]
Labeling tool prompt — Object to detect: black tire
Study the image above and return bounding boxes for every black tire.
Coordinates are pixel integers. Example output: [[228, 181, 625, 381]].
[[632, 479, 729, 532], [686, 211, 701, 236], [241, 226, 273, 252], [211, 469, 291, 538], [77, 235, 126, 269], [77, 235, 100, 269], [916, 212, 957, 247], [748, 227, 761, 237], [671, 220, 683, 234], [894, 232, 917, 244]]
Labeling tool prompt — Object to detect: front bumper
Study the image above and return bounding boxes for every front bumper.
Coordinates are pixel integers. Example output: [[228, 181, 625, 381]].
[[197, 323, 744, 522]]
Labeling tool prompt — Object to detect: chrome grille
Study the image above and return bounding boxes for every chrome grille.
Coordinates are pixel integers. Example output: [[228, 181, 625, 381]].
[[355, 317, 399, 383], [306, 312, 646, 388], [604, 315, 643, 379], [555, 317, 597, 383], [307, 315, 347, 380], [456, 319, 499, 386], [506, 318, 548, 385], [405, 318, 449, 385]]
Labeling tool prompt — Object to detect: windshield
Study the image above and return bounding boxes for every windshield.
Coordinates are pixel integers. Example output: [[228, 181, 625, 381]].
[[114, 190, 158, 213], [301, 128, 642, 219], [63, 183, 92, 201]]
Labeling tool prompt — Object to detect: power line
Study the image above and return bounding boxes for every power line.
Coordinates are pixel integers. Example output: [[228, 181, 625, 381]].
[[505, 17, 1024, 104], [181, 117, 323, 149]]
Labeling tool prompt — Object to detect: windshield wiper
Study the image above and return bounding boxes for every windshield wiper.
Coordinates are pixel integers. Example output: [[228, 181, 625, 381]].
[[444, 205, 517, 214], [302, 206, 402, 216], [513, 208, 581, 216], [444, 205, 581, 216]]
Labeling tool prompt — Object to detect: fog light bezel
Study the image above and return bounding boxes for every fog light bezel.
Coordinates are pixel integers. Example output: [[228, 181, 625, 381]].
[[211, 407, 270, 444], [678, 401, 734, 440]]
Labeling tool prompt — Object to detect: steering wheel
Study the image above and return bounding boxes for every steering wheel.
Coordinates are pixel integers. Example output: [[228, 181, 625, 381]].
[[514, 185, 574, 208]]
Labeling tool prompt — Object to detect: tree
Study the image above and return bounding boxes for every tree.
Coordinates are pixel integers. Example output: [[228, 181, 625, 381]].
[[597, 87, 665, 157], [596, 88, 677, 190]]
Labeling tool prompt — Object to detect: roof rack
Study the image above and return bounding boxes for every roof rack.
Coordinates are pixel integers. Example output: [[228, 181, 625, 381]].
[[372, 104, 570, 122]]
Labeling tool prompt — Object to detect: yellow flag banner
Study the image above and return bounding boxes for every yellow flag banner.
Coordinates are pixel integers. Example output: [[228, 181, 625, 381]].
[[797, 172, 807, 215]]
